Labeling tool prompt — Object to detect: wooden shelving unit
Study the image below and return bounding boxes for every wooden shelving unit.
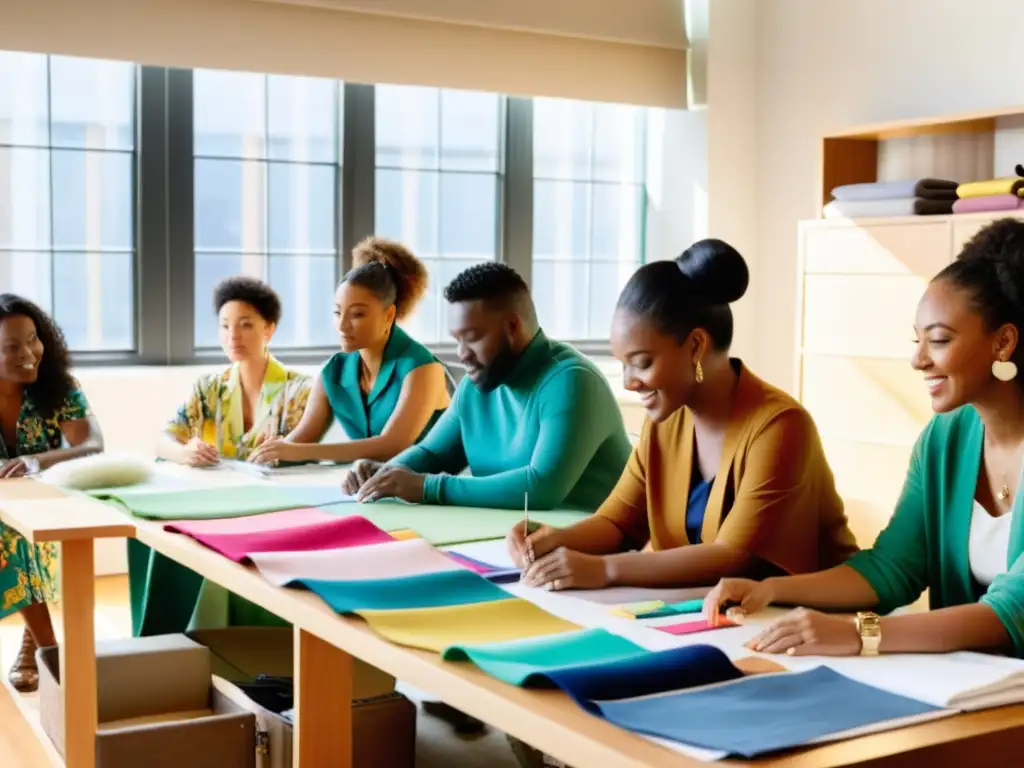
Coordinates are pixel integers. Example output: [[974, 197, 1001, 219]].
[[798, 106, 1024, 547]]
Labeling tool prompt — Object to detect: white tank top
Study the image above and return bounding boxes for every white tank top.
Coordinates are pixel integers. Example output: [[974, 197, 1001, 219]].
[[969, 500, 1013, 586]]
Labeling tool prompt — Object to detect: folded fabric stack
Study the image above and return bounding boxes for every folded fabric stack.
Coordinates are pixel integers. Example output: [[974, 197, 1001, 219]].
[[952, 176, 1024, 214], [823, 178, 958, 220]]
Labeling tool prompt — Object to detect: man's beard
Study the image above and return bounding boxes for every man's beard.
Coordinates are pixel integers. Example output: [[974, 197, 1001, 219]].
[[470, 338, 519, 393]]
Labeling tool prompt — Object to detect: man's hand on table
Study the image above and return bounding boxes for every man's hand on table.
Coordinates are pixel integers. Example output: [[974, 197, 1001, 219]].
[[351, 463, 426, 504]]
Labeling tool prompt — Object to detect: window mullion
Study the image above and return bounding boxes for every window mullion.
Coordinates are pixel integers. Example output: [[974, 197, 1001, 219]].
[[166, 67, 195, 364], [341, 83, 375, 276], [501, 97, 533, 287]]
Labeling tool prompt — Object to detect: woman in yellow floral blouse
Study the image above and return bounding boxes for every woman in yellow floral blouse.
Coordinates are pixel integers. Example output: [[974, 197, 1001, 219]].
[[135, 277, 312, 637], [0, 294, 104, 692], [156, 277, 311, 463]]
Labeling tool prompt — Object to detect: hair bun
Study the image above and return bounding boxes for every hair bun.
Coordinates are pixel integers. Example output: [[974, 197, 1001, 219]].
[[675, 238, 749, 304]]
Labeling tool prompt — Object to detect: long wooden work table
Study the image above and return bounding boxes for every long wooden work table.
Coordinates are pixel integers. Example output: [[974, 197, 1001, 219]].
[[2, 476, 1024, 768]]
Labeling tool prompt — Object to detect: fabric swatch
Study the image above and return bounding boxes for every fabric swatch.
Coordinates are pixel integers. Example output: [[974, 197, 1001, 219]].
[[296, 569, 513, 613], [830, 178, 958, 202], [656, 617, 735, 636], [163, 507, 336, 536], [594, 666, 941, 758], [956, 177, 1024, 199], [443, 628, 647, 686], [321, 501, 589, 545], [444, 631, 744, 709], [445, 551, 500, 574], [168, 515, 394, 563], [953, 194, 1024, 213], [359, 599, 580, 653], [95, 483, 349, 520], [823, 198, 954, 219], [250, 538, 459, 586]]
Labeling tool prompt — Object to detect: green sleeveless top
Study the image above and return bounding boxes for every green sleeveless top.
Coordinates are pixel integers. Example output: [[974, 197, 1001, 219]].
[[321, 324, 445, 443]]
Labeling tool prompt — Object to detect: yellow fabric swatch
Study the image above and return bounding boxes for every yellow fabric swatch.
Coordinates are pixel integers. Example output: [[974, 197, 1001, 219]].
[[358, 598, 580, 653], [389, 528, 421, 541], [956, 177, 1024, 199]]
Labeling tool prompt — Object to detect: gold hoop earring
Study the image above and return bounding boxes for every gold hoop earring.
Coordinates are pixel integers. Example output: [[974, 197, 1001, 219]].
[[695, 360, 704, 384]]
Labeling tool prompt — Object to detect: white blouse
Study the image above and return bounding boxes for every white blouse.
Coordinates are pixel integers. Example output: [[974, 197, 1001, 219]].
[[969, 500, 1013, 586]]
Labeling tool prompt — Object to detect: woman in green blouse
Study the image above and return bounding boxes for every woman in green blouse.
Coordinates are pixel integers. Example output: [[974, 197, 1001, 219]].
[[0, 294, 104, 691], [704, 218, 1024, 659], [248, 236, 450, 466]]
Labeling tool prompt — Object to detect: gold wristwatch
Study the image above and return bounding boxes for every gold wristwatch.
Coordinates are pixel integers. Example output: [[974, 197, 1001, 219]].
[[855, 611, 882, 656]]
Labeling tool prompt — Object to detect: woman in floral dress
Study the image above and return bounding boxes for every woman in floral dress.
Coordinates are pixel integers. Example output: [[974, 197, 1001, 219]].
[[0, 294, 104, 692]]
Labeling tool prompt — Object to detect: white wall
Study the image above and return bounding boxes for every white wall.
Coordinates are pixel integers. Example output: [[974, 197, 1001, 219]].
[[745, 0, 1024, 392]]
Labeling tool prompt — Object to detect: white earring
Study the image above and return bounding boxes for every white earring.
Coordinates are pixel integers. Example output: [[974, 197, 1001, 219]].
[[992, 359, 1018, 382]]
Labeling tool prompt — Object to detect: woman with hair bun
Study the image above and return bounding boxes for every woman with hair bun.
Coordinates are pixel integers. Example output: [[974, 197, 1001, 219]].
[[507, 238, 858, 591], [705, 218, 1024, 659], [250, 236, 450, 466]]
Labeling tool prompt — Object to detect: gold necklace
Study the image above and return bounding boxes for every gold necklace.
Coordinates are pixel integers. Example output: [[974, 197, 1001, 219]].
[[995, 440, 1024, 502]]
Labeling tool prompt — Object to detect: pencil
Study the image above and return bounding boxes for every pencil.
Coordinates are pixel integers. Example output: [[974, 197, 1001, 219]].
[[524, 492, 534, 565]]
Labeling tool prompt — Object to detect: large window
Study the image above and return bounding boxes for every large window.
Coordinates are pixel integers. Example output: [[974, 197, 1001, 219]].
[[0, 52, 656, 363], [374, 84, 503, 344], [0, 51, 136, 352], [532, 98, 647, 340], [193, 69, 341, 350]]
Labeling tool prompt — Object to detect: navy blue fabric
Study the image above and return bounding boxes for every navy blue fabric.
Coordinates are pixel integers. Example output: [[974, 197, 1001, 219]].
[[686, 462, 713, 544], [594, 666, 940, 758], [535, 644, 742, 711]]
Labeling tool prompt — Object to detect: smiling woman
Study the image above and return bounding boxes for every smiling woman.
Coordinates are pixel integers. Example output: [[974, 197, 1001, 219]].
[[704, 218, 1024, 661], [0, 293, 104, 693], [506, 239, 858, 592]]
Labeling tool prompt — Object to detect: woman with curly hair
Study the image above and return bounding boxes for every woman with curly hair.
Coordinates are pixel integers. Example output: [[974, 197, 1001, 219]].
[[156, 276, 312, 465], [248, 236, 451, 466], [0, 294, 104, 691]]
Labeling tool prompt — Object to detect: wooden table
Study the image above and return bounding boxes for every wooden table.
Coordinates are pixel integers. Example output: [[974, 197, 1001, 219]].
[[0, 479, 135, 768], [4, 479, 1024, 767]]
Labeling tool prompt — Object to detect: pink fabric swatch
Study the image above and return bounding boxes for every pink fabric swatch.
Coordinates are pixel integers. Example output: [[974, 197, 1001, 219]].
[[952, 194, 1024, 214], [170, 515, 395, 563], [163, 507, 335, 536], [656, 617, 736, 636], [445, 552, 500, 574]]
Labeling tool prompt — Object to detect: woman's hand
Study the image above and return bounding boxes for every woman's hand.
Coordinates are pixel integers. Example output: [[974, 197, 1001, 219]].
[[0, 459, 29, 479], [183, 437, 220, 467], [342, 460, 383, 495], [745, 608, 862, 657], [248, 437, 305, 465], [521, 547, 611, 591], [703, 577, 775, 626], [505, 523, 562, 568], [355, 466, 425, 503]]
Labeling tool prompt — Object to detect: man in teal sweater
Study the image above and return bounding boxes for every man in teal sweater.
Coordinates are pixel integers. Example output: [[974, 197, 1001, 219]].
[[346, 262, 632, 511]]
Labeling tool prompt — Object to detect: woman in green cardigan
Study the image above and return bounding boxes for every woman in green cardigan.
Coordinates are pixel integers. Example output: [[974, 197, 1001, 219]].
[[704, 217, 1024, 658]]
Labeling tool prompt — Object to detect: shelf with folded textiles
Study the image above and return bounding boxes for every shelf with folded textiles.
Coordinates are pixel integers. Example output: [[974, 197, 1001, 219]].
[[819, 103, 1024, 213]]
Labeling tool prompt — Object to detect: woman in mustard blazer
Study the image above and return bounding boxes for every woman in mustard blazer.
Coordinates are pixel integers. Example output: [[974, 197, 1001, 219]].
[[506, 239, 858, 591]]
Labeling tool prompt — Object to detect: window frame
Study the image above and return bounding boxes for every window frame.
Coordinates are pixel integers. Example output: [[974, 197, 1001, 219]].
[[31, 65, 645, 368]]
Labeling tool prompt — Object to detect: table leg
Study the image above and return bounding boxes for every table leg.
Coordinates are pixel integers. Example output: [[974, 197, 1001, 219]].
[[59, 539, 97, 768], [293, 627, 352, 768]]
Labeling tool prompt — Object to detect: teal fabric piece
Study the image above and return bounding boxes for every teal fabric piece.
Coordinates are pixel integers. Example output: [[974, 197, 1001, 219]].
[[295, 569, 512, 613], [321, 324, 445, 442], [320, 500, 590, 545], [92, 483, 348, 520], [442, 628, 647, 685], [391, 330, 631, 511], [844, 405, 1024, 656]]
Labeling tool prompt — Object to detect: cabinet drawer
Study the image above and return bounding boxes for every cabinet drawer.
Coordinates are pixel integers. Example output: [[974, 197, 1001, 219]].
[[802, 274, 928, 358], [802, 221, 951, 276], [952, 213, 1024, 255], [801, 355, 932, 446]]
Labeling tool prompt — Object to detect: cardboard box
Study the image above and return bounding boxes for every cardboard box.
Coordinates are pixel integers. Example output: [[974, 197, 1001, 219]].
[[189, 628, 416, 768], [187, 627, 396, 700], [37, 634, 256, 768]]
